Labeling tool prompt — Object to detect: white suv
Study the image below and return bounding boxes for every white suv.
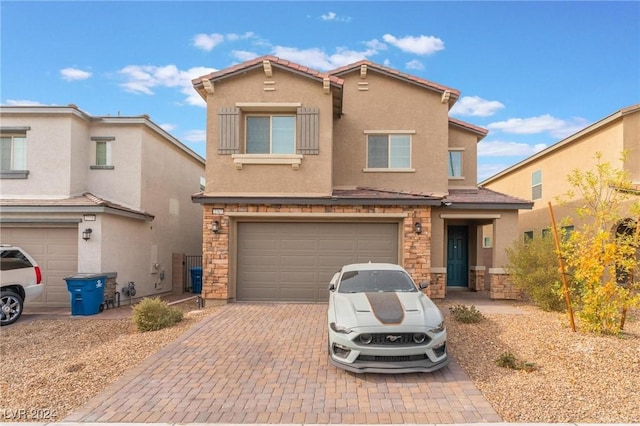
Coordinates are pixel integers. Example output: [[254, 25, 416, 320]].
[[1, 244, 43, 326]]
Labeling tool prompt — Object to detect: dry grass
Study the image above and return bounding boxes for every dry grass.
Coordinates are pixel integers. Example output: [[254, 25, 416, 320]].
[[1, 298, 639, 423]]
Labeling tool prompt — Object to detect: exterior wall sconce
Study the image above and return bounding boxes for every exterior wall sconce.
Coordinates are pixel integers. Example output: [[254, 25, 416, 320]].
[[211, 221, 220, 233], [82, 228, 93, 241], [414, 222, 422, 234]]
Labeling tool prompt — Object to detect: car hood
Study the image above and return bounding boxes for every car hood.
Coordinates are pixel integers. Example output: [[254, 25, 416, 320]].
[[331, 292, 443, 329]]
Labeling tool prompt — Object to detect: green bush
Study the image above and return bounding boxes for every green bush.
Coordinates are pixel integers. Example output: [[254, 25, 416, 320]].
[[505, 234, 566, 312], [449, 304, 484, 323], [132, 297, 183, 332], [496, 351, 537, 372]]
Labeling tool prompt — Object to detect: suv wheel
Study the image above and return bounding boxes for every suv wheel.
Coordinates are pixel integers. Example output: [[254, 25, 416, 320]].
[[1, 290, 24, 326]]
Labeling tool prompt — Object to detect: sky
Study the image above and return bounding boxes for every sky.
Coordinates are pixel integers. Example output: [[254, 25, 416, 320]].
[[2, 1, 639, 182]]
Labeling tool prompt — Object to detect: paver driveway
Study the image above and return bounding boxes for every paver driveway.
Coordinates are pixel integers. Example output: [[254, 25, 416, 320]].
[[65, 304, 501, 424]]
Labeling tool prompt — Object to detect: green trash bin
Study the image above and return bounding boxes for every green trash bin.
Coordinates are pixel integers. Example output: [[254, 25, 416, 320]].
[[64, 274, 107, 316]]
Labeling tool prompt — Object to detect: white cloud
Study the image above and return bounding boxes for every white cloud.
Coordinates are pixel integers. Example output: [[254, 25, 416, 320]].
[[118, 64, 216, 108], [182, 129, 206, 143], [382, 34, 444, 55], [60, 67, 92, 81], [3, 99, 50, 106], [159, 123, 176, 132], [231, 50, 259, 62], [478, 140, 547, 157], [320, 11, 351, 22], [487, 114, 589, 138], [365, 39, 387, 51], [193, 33, 224, 52], [226, 32, 254, 41], [271, 46, 378, 70], [478, 163, 511, 183], [450, 96, 505, 117], [405, 59, 424, 70]]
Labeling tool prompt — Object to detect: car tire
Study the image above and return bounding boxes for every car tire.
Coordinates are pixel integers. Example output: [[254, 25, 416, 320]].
[[1, 290, 24, 326]]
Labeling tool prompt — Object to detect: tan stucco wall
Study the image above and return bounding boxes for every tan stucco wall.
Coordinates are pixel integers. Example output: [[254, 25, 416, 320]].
[[203, 67, 334, 196], [623, 112, 640, 183], [483, 118, 628, 235], [332, 71, 450, 194]]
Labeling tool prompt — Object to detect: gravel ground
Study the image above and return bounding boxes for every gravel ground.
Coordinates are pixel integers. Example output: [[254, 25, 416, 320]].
[[1, 298, 639, 423]]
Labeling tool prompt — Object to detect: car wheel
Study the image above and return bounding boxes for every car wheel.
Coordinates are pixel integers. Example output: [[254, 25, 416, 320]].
[[1, 290, 24, 326]]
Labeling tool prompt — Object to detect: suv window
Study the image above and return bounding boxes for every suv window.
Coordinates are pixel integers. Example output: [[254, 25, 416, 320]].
[[1, 250, 34, 271]]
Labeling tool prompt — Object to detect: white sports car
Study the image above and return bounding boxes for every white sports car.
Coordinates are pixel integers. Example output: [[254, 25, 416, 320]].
[[327, 263, 448, 374]]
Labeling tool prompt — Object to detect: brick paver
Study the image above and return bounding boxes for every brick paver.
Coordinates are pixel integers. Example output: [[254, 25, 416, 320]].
[[65, 303, 501, 423]]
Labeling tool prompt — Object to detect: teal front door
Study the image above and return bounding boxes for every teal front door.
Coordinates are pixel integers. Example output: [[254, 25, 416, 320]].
[[447, 226, 468, 287]]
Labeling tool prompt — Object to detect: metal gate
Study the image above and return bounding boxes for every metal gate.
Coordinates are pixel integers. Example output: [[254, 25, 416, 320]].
[[183, 255, 202, 292]]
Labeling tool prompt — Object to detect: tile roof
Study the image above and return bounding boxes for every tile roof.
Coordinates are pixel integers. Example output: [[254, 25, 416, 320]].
[[450, 187, 533, 207], [448, 117, 489, 138], [0, 193, 155, 219], [192, 55, 344, 86], [333, 187, 444, 200], [329, 60, 461, 97]]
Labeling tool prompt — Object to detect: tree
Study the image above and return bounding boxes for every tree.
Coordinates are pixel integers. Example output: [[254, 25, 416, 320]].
[[558, 152, 640, 334]]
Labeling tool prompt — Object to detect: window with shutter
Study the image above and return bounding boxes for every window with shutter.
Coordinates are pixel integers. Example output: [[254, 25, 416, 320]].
[[218, 107, 240, 154], [296, 107, 319, 154]]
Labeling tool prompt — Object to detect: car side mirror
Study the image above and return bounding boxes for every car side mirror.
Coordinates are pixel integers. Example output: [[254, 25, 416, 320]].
[[328, 283, 336, 291], [419, 281, 429, 290]]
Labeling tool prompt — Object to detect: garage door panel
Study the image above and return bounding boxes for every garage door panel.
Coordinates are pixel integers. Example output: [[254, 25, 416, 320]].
[[2, 227, 78, 308], [237, 222, 398, 302]]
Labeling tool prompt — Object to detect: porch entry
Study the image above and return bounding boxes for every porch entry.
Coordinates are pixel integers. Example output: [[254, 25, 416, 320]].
[[446, 226, 468, 287]]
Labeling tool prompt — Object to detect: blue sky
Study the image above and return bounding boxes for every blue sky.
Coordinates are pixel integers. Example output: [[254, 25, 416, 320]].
[[2, 1, 639, 182]]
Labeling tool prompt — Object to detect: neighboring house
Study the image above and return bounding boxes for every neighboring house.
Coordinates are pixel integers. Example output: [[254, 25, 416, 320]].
[[190, 55, 532, 302], [481, 104, 640, 239], [0, 105, 205, 307]]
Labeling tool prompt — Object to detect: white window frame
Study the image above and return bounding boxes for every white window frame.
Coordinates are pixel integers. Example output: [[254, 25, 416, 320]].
[[363, 130, 415, 172], [532, 170, 542, 200], [448, 149, 464, 179], [245, 114, 296, 155], [90, 137, 115, 170], [0, 134, 27, 171]]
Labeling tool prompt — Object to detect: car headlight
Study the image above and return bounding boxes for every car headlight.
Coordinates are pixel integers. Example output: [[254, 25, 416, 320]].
[[330, 322, 353, 334], [429, 321, 445, 334]]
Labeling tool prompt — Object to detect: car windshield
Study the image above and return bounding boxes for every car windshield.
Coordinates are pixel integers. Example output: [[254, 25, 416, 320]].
[[337, 270, 418, 293]]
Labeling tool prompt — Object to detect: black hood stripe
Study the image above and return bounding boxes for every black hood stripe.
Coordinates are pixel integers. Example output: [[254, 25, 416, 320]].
[[365, 292, 404, 324]]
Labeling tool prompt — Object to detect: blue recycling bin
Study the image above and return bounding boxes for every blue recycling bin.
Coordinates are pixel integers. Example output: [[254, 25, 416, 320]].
[[64, 274, 107, 316], [190, 267, 202, 294]]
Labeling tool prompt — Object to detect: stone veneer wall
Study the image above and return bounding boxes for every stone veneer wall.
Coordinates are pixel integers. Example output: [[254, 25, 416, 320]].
[[428, 269, 446, 299], [469, 266, 486, 291], [202, 203, 432, 302], [489, 268, 522, 300]]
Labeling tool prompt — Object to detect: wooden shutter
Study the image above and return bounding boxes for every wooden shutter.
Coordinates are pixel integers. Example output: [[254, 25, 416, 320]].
[[296, 107, 319, 154], [218, 107, 240, 154]]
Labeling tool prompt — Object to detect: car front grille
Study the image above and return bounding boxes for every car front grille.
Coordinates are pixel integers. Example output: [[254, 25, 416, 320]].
[[356, 333, 431, 346], [357, 354, 429, 362]]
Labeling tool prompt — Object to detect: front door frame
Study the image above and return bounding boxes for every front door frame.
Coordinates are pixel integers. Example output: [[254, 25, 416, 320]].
[[446, 225, 469, 287]]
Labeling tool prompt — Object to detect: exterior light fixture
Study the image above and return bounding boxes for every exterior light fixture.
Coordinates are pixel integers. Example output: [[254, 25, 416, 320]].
[[414, 222, 422, 235], [211, 221, 220, 233], [82, 228, 93, 241]]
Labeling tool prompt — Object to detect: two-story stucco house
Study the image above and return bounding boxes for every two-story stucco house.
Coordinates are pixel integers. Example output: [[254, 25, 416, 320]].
[[0, 105, 205, 307], [191, 56, 532, 303], [481, 104, 640, 239]]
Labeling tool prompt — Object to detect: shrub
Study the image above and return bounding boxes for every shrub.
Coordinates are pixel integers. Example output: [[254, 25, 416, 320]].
[[505, 234, 566, 312], [496, 351, 537, 372], [449, 304, 484, 323], [132, 297, 184, 332]]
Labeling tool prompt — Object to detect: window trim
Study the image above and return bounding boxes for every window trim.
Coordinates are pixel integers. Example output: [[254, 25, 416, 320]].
[[448, 148, 465, 180], [363, 131, 415, 172], [1, 130, 29, 177], [91, 136, 115, 169]]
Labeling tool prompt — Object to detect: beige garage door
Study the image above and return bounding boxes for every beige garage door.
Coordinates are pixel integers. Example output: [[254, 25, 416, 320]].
[[2, 227, 78, 307], [237, 222, 399, 302]]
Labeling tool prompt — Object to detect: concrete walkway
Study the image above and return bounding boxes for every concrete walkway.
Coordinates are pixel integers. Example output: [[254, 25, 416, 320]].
[[64, 301, 502, 424]]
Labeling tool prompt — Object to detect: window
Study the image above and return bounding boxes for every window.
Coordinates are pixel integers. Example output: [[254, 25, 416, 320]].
[[524, 231, 534, 241], [483, 236, 492, 248], [448, 150, 463, 178], [0, 135, 27, 171], [532, 170, 542, 200], [90, 137, 114, 169], [542, 228, 551, 238], [246, 115, 295, 154], [367, 134, 411, 169]]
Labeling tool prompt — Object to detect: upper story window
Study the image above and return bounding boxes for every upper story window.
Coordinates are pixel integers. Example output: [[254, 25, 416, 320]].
[[531, 170, 542, 200], [90, 136, 115, 170], [0, 127, 30, 179], [246, 115, 295, 154], [365, 133, 412, 170], [448, 150, 463, 178]]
